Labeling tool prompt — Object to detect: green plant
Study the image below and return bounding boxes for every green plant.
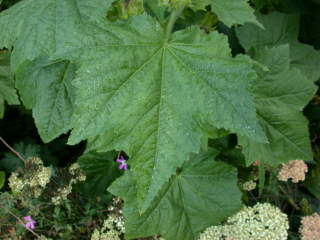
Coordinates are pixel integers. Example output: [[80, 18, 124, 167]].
[[0, 0, 320, 239]]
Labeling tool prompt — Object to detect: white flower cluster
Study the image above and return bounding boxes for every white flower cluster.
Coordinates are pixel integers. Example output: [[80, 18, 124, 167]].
[[8, 157, 52, 197], [90, 214, 125, 240], [90, 197, 125, 240], [8, 172, 24, 193], [199, 203, 289, 240], [51, 163, 86, 205], [51, 184, 73, 205], [242, 180, 257, 191], [69, 163, 86, 183], [278, 160, 308, 183]]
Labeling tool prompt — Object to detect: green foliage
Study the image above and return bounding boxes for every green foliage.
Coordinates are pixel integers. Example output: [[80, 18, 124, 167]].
[[0, 1, 320, 239], [238, 44, 316, 166], [191, 0, 262, 27], [77, 151, 120, 198], [0, 170, 4, 189], [62, 15, 265, 212], [16, 58, 76, 143], [0, 51, 19, 118], [0, 157, 112, 240], [0, 0, 112, 70], [109, 149, 242, 240], [236, 11, 320, 83], [0, 142, 40, 172], [108, 0, 145, 21]]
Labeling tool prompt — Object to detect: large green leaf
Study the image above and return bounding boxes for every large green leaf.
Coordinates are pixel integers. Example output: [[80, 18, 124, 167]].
[[0, 51, 19, 118], [0, 0, 112, 70], [55, 15, 265, 212], [191, 0, 262, 27], [236, 11, 320, 82], [16, 57, 76, 143], [238, 45, 316, 166], [109, 149, 242, 240], [77, 151, 120, 198]]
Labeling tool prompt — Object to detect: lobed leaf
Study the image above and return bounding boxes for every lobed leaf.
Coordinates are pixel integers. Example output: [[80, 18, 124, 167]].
[[56, 15, 265, 212], [109, 149, 242, 240], [238, 45, 316, 166]]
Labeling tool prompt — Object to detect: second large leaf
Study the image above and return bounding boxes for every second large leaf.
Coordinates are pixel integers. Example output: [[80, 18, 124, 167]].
[[61, 15, 266, 212]]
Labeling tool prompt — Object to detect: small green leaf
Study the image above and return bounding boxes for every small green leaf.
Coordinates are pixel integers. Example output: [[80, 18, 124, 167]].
[[0, 51, 19, 118], [109, 149, 242, 240], [77, 151, 120, 198], [16, 57, 76, 143], [236, 11, 320, 82], [191, 0, 262, 27], [0, 171, 5, 189]]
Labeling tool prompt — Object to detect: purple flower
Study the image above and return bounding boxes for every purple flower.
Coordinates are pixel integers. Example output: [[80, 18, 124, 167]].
[[23, 216, 36, 230], [116, 156, 128, 170]]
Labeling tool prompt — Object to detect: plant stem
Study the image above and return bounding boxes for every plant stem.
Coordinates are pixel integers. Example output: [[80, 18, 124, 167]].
[[0, 136, 26, 164], [278, 185, 300, 211], [165, 7, 184, 42]]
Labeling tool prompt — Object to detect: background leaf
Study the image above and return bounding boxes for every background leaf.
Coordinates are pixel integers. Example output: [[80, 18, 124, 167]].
[[191, 0, 262, 27], [236, 11, 320, 83], [0, 51, 19, 118], [77, 151, 120, 198], [109, 148, 242, 240], [0, 142, 40, 172], [0, 171, 5, 189], [238, 45, 316, 166]]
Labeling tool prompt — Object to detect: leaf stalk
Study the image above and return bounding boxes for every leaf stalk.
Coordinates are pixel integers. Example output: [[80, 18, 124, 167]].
[[165, 7, 184, 42]]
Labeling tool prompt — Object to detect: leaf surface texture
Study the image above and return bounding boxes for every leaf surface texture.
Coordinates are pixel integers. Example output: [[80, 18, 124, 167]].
[[57, 15, 265, 211]]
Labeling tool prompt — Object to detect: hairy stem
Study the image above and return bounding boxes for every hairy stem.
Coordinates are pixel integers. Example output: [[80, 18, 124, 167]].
[[165, 7, 184, 42]]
